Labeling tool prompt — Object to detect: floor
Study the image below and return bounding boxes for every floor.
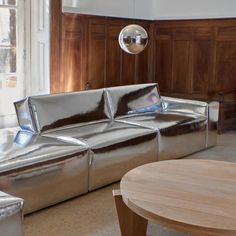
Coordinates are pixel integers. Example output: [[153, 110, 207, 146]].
[[24, 132, 236, 236]]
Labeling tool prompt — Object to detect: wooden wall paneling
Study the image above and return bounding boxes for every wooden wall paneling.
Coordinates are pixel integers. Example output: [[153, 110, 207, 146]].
[[61, 14, 86, 92], [172, 28, 193, 94], [106, 23, 123, 87], [215, 41, 236, 91], [192, 40, 212, 95], [148, 22, 155, 83], [134, 20, 152, 84], [87, 18, 107, 89], [122, 52, 136, 85], [119, 20, 136, 85], [50, 0, 62, 93], [154, 27, 173, 93], [191, 27, 213, 96], [218, 89, 236, 133], [215, 26, 236, 92], [172, 40, 191, 94]]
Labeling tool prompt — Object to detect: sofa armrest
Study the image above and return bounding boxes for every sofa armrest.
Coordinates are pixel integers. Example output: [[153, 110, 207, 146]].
[[162, 96, 211, 117], [162, 95, 219, 126], [162, 96, 219, 146]]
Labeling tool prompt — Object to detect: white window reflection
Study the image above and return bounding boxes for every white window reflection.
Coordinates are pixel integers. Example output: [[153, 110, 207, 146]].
[[0, 6, 17, 85], [0, 0, 16, 6], [0, 0, 25, 128], [0, 8, 16, 46]]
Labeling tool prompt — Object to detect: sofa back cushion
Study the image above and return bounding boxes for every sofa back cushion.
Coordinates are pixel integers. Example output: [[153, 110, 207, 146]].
[[106, 83, 162, 119], [15, 89, 110, 133]]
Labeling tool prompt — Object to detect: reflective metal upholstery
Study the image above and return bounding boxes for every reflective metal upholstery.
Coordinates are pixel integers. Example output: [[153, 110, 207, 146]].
[[0, 191, 23, 236], [0, 128, 89, 214], [43, 121, 158, 190], [106, 84, 218, 160], [14, 89, 110, 133], [117, 112, 207, 160], [0, 83, 218, 229], [106, 83, 162, 119]]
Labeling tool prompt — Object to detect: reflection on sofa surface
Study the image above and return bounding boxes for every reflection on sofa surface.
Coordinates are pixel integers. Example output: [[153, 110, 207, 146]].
[[0, 83, 219, 235]]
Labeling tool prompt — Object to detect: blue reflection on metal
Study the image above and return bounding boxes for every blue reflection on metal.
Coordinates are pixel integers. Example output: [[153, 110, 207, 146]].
[[127, 104, 162, 115], [14, 131, 34, 147]]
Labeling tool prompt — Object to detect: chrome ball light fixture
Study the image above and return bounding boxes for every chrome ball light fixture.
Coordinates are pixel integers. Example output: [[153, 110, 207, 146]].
[[118, 24, 148, 54]]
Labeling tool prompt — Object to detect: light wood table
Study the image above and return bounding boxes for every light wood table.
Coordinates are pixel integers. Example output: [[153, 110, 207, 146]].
[[113, 160, 236, 236]]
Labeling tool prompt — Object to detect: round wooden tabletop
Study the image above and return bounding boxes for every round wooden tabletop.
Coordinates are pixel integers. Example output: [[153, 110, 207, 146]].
[[120, 160, 236, 236]]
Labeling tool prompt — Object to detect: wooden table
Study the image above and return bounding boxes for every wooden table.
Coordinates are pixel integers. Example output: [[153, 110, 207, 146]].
[[113, 160, 236, 236]]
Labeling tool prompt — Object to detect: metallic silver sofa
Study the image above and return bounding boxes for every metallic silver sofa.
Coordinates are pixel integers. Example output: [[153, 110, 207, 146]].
[[0, 83, 219, 234]]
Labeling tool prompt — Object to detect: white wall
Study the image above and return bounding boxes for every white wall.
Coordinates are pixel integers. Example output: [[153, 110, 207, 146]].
[[62, 0, 236, 20], [62, 0, 134, 19], [152, 0, 236, 20], [135, 0, 154, 20], [30, 0, 50, 95]]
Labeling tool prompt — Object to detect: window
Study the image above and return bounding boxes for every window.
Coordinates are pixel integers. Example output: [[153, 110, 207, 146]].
[[0, 0, 25, 128]]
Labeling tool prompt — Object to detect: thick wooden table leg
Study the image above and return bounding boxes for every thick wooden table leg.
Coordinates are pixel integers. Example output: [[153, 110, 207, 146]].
[[113, 190, 148, 236]]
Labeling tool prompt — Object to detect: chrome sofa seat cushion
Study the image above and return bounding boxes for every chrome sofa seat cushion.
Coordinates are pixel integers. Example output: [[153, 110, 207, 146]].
[[106, 83, 163, 119], [119, 112, 204, 130], [118, 112, 208, 160], [44, 121, 159, 191], [0, 191, 23, 236], [0, 130, 89, 214], [14, 89, 110, 133]]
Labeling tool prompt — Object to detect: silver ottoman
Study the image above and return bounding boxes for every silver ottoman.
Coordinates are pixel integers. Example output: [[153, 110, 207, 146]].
[[0, 191, 23, 236]]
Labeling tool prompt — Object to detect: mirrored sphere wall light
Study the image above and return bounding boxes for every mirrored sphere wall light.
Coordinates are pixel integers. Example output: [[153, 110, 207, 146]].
[[119, 24, 148, 54]]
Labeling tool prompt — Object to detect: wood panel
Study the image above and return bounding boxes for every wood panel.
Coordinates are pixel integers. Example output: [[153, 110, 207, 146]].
[[88, 18, 106, 89], [219, 101, 236, 132], [191, 40, 212, 94], [122, 53, 136, 85], [215, 41, 236, 91], [106, 24, 122, 87], [107, 21, 129, 87], [134, 21, 152, 84], [60, 14, 86, 92], [172, 40, 191, 93], [135, 48, 151, 84], [154, 29, 172, 92], [50, 0, 62, 93]]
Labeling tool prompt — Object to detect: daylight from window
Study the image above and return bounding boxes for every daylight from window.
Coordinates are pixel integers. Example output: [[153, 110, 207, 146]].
[[0, 0, 25, 128]]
